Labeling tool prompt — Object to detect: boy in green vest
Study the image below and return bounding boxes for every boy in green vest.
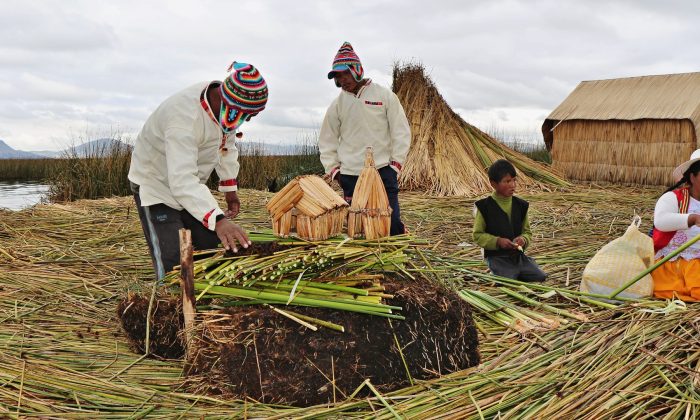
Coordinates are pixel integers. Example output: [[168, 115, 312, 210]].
[[472, 159, 547, 281]]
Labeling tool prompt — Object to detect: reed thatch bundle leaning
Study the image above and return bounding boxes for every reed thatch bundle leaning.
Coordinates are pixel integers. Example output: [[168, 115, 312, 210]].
[[348, 147, 392, 239], [392, 62, 570, 196]]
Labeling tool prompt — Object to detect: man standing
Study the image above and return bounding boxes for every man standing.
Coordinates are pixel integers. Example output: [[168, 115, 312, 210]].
[[319, 42, 411, 235], [128, 62, 268, 279]]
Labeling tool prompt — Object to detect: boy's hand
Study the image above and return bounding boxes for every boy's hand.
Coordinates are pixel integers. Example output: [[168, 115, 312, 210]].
[[496, 237, 518, 250], [513, 236, 526, 248]]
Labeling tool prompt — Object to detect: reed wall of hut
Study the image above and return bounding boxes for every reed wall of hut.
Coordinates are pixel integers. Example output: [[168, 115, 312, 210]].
[[545, 118, 697, 185]]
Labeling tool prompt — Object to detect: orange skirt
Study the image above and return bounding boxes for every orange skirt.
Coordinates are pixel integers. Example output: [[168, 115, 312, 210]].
[[652, 258, 700, 301]]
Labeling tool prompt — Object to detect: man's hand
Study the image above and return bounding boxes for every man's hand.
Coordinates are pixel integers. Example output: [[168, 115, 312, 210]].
[[215, 218, 251, 252], [225, 191, 240, 218], [689, 214, 700, 227], [496, 237, 518, 250]]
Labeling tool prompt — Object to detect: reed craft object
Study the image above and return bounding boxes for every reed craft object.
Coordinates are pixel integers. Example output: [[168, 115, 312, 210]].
[[265, 175, 348, 240], [348, 146, 392, 239]]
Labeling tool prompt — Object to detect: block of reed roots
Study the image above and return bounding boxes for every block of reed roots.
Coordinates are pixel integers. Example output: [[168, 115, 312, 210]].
[[266, 175, 348, 241], [184, 278, 480, 406], [348, 147, 392, 239]]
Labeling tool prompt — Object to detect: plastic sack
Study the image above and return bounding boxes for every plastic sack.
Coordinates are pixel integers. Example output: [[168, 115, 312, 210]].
[[580, 216, 654, 299]]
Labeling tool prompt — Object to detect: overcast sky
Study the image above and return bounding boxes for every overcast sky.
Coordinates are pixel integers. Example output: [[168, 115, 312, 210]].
[[1, 0, 698, 151]]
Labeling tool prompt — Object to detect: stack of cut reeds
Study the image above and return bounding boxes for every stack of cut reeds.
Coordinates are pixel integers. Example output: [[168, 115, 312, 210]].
[[348, 147, 392, 239], [392, 62, 571, 196], [165, 233, 414, 320], [265, 175, 348, 240]]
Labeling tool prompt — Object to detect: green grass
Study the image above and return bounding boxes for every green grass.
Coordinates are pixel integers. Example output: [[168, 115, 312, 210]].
[[486, 126, 552, 164], [46, 142, 133, 202], [513, 143, 552, 164], [0, 158, 58, 180]]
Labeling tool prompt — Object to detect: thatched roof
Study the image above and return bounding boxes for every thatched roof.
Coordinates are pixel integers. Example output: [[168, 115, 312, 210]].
[[543, 72, 700, 149], [392, 63, 570, 197]]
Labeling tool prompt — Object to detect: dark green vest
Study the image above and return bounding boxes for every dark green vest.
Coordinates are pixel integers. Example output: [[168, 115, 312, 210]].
[[475, 196, 529, 257]]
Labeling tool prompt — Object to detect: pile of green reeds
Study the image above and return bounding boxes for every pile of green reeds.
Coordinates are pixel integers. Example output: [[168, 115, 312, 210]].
[[165, 233, 414, 319]]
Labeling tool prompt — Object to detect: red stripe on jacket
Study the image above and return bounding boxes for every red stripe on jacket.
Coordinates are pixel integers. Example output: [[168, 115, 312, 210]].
[[202, 208, 216, 228], [652, 188, 690, 252], [219, 179, 238, 187]]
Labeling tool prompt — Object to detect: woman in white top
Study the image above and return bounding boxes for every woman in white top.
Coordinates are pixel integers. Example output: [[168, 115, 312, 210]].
[[651, 149, 700, 300]]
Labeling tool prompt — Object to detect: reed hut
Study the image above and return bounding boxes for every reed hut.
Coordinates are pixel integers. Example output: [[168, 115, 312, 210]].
[[392, 63, 570, 196], [266, 175, 348, 241], [543, 72, 700, 185]]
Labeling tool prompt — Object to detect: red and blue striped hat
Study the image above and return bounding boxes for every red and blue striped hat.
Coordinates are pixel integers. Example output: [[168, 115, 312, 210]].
[[327, 42, 364, 83], [219, 62, 268, 132]]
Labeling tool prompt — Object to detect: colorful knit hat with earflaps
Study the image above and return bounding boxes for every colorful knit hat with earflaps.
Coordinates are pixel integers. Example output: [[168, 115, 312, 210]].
[[327, 42, 364, 85], [219, 62, 268, 133]]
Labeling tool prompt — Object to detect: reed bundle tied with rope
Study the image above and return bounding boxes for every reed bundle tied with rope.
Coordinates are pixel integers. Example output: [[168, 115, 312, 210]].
[[348, 147, 392, 239], [392, 62, 570, 196], [266, 175, 348, 240]]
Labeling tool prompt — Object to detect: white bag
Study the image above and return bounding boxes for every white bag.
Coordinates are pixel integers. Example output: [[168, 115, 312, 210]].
[[580, 216, 654, 299]]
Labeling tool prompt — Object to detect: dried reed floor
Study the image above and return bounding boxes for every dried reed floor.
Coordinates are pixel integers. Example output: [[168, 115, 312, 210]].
[[1, 185, 684, 418]]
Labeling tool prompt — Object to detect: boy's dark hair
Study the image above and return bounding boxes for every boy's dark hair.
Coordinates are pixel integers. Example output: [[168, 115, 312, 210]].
[[487, 159, 517, 182], [665, 160, 700, 193]]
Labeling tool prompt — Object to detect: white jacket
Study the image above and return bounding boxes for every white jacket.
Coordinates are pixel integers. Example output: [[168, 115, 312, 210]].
[[319, 81, 411, 177], [128, 82, 240, 231], [654, 190, 700, 260], [654, 191, 692, 231]]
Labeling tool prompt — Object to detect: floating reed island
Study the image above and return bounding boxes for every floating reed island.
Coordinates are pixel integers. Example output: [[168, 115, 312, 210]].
[[117, 234, 480, 406], [119, 279, 479, 406], [8, 187, 700, 418], [392, 62, 570, 196]]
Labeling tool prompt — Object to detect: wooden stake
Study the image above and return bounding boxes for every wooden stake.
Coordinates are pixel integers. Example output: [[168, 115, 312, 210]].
[[179, 228, 196, 354]]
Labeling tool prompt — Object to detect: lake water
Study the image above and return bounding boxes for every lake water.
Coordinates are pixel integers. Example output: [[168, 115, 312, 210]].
[[0, 181, 51, 210]]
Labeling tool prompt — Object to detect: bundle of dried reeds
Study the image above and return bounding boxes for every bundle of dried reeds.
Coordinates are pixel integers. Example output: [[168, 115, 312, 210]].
[[348, 147, 392, 239], [266, 175, 348, 240], [392, 62, 570, 196]]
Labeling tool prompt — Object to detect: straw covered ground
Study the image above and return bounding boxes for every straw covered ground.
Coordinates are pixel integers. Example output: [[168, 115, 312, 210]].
[[2, 184, 700, 418]]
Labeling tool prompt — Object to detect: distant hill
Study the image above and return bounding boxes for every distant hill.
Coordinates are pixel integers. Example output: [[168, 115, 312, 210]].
[[63, 138, 131, 157], [238, 141, 318, 156], [0, 138, 312, 159], [0, 140, 44, 159], [0, 138, 131, 159]]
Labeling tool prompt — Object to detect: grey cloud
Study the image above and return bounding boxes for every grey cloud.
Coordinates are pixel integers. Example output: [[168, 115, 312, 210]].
[[1, 0, 699, 151], [0, 2, 116, 51]]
